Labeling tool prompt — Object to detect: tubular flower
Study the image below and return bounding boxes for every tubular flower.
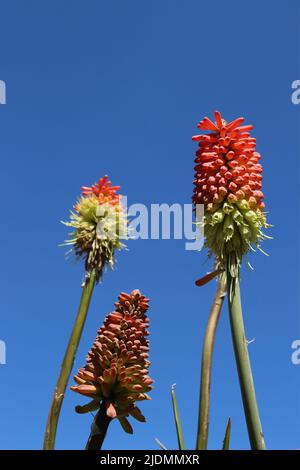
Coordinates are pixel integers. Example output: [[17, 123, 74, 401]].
[[63, 175, 127, 281], [192, 111, 269, 275], [71, 290, 153, 434]]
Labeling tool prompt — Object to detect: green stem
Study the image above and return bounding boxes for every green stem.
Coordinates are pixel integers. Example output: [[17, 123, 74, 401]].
[[43, 269, 96, 450], [227, 273, 266, 450], [85, 400, 112, 450], [196, 272, 227, 450]]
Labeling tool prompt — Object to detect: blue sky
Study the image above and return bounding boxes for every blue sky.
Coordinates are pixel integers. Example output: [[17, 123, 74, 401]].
[[0, 0, 299, 450]]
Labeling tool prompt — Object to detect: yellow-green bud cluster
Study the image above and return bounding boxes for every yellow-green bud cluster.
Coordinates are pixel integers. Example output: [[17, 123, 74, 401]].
[[63, 195, 127, 281], [203, 199, 269, 276]]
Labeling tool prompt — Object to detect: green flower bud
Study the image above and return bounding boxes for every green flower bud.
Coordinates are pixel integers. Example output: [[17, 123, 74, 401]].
[[237, 199, 250, 211], [244, 210, 257, 224], [223, 202, 234, 214], [211, 209, 225, 225], [223, 215, 235, 241]]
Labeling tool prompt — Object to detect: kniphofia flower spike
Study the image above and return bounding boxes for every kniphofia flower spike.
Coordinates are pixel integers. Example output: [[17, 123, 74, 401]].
[[71, 290, 153, 436], [64, 175, 127, 281], [193, 111, 269, 276]]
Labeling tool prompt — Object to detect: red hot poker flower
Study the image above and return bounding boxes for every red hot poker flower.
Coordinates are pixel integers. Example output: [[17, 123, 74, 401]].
[[192, 111, 269, 275], [64, 175, 127, 280], [71, 290, 153, 434]]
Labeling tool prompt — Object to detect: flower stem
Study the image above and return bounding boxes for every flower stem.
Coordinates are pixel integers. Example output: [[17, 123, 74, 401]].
[[85, 400, 112, 450], [43, 269, 96, 450], [227, 273, 266, 450], [196, 272, 227, 450]]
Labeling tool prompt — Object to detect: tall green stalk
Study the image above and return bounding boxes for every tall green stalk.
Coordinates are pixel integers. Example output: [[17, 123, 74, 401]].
[[43, 269, 96, 450], [196, 272, 227, 450], [227, 273, 266, 450]]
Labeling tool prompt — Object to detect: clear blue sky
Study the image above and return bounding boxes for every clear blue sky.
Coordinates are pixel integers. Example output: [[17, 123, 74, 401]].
[[0, 0, 299, 450]]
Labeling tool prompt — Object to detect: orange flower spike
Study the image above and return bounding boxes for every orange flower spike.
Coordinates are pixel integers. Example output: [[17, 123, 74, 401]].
[[63, 175, 127, 280], [192, 111, 270, 275], [71, 290, 153, 434]]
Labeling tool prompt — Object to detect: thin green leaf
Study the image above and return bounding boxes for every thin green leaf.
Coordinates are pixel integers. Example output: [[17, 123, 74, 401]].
[[155, 438, 168, 450], [171, 384, 185, 450], [222, 418, 231, 450]]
